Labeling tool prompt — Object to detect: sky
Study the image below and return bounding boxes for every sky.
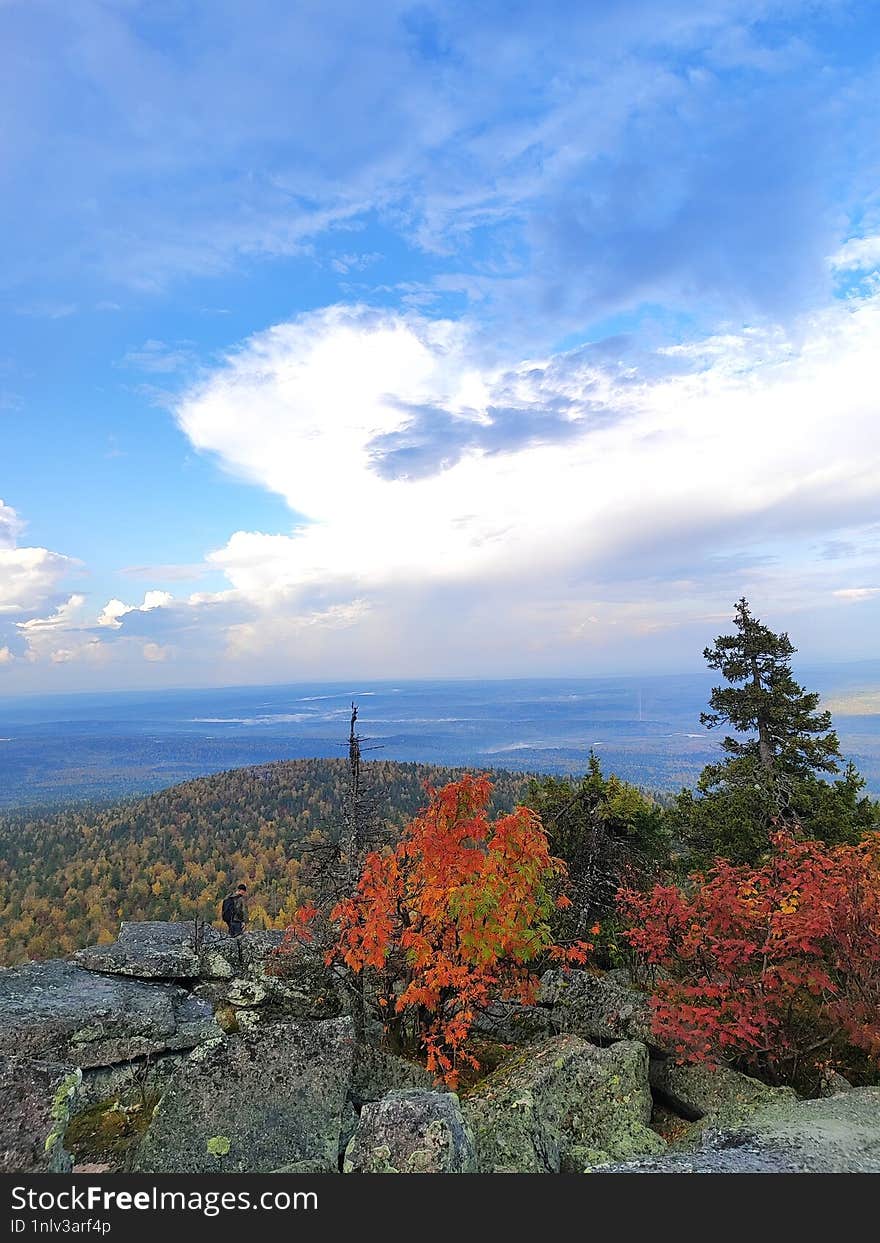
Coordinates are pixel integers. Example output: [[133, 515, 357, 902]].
[[2, 0, 879, 694]]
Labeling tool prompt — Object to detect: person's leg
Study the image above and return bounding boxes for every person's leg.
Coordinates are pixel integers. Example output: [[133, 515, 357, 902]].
[[229, 919, 244, 938]]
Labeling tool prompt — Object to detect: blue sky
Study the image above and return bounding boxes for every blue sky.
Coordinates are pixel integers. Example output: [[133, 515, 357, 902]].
[[2, 0, 879, 692]]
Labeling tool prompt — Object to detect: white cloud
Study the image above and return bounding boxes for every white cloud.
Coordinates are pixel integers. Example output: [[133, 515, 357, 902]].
[[833, 587, 880, 601], [0, 499, 24, 548], [143, 642, 171, 662], [830, 235, 880, 273], [15, 595, 107, 668], [0, 547, 76, 614], [8, 289, 880, 683], [98, 590, 174, 629], [18, 594, 88, 634], [119, 339, 196, 374], [176, 298, 880, 620], [0, 502, 79, 661]]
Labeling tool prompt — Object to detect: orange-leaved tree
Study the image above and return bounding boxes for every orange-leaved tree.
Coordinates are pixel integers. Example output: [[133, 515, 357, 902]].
[[618, 830, 880, 1090], [290, 774, 589, 1086]]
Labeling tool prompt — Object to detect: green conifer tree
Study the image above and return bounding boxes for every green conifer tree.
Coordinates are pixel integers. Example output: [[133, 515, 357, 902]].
[[700, 596, 840, 780], [676, 599, 878, 864]]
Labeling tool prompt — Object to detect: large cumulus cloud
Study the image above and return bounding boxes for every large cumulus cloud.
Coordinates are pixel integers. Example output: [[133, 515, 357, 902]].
[[124, 292, 880, 676], [0, 499, 80, 662]]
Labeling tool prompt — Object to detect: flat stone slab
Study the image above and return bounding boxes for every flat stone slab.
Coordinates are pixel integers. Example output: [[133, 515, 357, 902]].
[[75, 922, 221, 980], [470, 1000, 553, 1045], [349, 1044, 436, 1106], [134, 1017, 356, 1173], [650, 1058, 796, 1125], [0, 959, 220, 1069], [75, 923, 345, 1020], [75, 922, 288, 984], [603, 1088, 880, 1173]]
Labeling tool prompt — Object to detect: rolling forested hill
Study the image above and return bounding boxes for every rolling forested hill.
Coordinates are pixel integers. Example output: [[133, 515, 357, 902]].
[[0, 758, 530, 966]]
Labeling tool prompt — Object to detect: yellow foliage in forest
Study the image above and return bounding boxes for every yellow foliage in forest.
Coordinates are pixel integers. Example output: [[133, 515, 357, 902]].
[[0, 758, 528, 965]]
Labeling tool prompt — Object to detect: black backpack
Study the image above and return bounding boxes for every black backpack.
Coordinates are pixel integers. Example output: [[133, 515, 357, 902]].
[[221, 894, 236, 924]]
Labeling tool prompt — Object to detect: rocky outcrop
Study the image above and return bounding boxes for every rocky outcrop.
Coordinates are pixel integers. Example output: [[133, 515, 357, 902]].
[[649, 1058, 796, 1125], [5, 927, 878, 1176], [470, 1000, 553, 1045], [74, 922, 214, 980], [0, 1059, 82, 1174], [343, 1090, 477, 1173], [538, 968, 655, 1046], [0, 959, 220, 1069], [76, 921, 345, 1022], [196, 936, 346, 1020], [349, 1043, 436, 1106], [603, 1088, 880, 1173], [133, 1017, 355, 1173], [462, 1034, 665, 1172]]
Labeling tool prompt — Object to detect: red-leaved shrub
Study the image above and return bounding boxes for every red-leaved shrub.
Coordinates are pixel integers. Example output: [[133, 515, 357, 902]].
[[284, 775, 591, 1087], [618, 831, 880, 1087]]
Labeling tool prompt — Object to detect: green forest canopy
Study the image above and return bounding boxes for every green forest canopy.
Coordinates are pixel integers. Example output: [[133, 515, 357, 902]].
[[0, 758, 530, 966]]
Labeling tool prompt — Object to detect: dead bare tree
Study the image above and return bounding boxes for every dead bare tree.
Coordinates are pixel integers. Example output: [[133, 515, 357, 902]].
[[283, 702, 390, 1041]]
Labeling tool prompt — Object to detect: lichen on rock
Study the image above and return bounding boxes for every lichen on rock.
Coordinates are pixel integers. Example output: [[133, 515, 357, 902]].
[[343, 1090, 477, 1173], [462, 1034, 665, 1172]]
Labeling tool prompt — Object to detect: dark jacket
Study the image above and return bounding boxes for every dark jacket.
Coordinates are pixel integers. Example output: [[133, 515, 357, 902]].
[[224, 892, 246, 924]]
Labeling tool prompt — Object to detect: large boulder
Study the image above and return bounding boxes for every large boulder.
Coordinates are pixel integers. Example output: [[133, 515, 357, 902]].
[[649, 1058, 796, 1126], [75, 921, 346, 1021], [196, 930, 285, 981], [74, 922, 218, 980], [194, 932, 347, 1021], [343, 1090, 477, 1173], [0, 960, 220, 1069], [75, 923, 299, 988], [0, 1058, 82, 1174], [462, 1035, 665, 1172], [539, 969, 654, 1046], [349, 1044, 436, 1106], [133, 1017, 355, 1173], [602, 1087, 880, 1173], [470, 1001, 553, 1046]]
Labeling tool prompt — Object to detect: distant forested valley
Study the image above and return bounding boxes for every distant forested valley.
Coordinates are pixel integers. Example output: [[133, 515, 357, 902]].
[[0, 758, 531, 965]]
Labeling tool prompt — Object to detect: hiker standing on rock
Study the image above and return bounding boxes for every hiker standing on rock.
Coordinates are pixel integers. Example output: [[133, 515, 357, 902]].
[[221, 883, 248, 938]]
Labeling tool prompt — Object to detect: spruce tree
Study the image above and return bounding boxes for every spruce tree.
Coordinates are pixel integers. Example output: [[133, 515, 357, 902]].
[[676, 599, 878, 864], [700, 597, 840, 780]]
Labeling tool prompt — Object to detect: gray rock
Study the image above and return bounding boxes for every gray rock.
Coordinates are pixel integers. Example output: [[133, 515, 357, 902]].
[[649, 1058, 796, 1125], [75, 921, 345, 1021], [470, 1001, 553, 1046], [0, 960, 221, 1069], [0, 1058, 82, 1173], [603, 1088, 880, 1173], [349, 1044, 437, 1107], [75, 923, 292, 987], [344, 1090, 477, 1173], [819, 1069, 853, 1097], [339, 1098, 360, 1159], [196, 933, 346, 1020], [538, 969, 655, 1046], [75, 922, 219, 980], [76, 1052, 188, 1113], [196, 930, 285, 981], [133, 1017, 355, 1173], [462, 1035, 665, 1172]]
